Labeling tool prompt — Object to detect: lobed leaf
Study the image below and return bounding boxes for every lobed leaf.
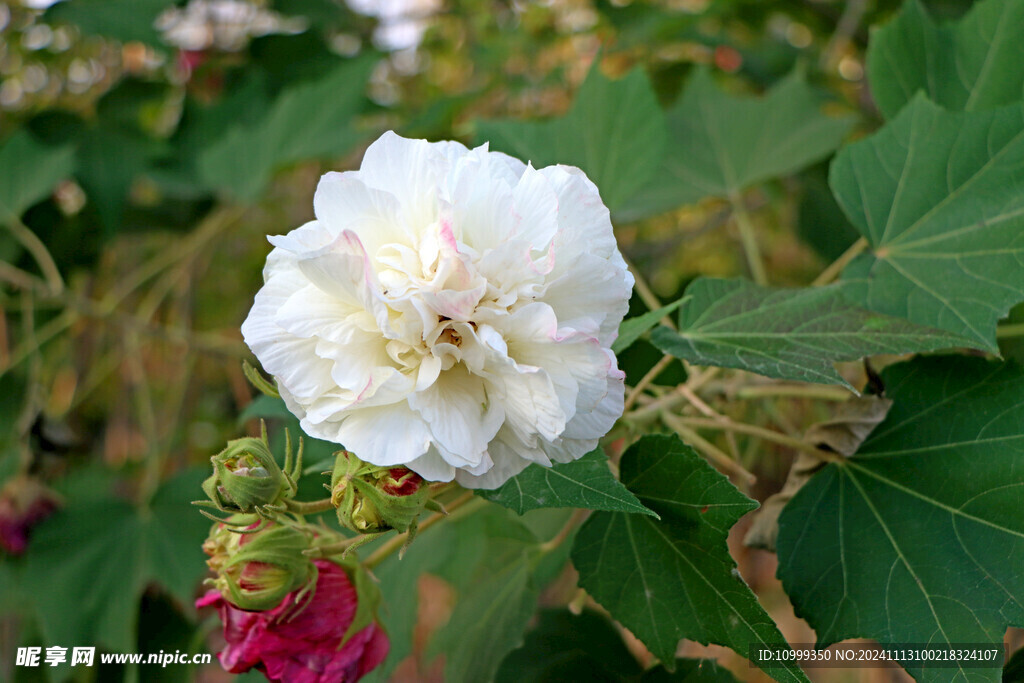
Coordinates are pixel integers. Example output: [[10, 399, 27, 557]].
[[867, 0, 1024, 119], [649, 277, 968, 388], [198, 57, 375, 202], [476, 66, 668, 214], [618, 69, 855, 221], [572, 434, 809, 683], [777, 357, 1024, 682], [832, 95, 1024, 351], [478, 449, 656, 517]]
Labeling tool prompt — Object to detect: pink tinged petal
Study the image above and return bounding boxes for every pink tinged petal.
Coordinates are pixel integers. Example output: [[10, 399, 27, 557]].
[[539, 165, 619, 267], [407, 365, 504, 468], [510, 163, 560, 252], [294, 231, 397, 339], [540, 252, 634, 345], [313, 171, 409, 259], [332, 403, 433, 466]]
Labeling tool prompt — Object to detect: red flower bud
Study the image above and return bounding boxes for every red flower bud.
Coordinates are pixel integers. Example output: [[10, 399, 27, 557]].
[[197, 559, 388, 683], [0, 477, 59, 556]]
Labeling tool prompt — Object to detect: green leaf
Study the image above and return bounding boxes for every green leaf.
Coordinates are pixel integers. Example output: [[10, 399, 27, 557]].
[[832, 95, 1024, 351], [430, 551, 540, 683], [477, 449, 656, 517], [45, 0, 172, 47], [22, 469, 210, 651], [867, 0, 1024, 120], [0, 132, 74, 224], [648, 277, 967, 388], [496, 609, 645, 683], [475, 66, 668, 213], [613, 296, 688, 355], [198, 57, 375, 202], [617, 69, 855, 221], [572, 434, 808, 683], [777, 356, 1024, 682], [365, 505, 546, 683], [642, 659, 741, 683]]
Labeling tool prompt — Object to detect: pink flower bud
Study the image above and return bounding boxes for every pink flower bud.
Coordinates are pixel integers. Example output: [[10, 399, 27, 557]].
[[0, 477, 59, 556], [197, 559, 388, 683]]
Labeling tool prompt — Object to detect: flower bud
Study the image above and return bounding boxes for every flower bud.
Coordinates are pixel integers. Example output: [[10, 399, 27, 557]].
[[0, 476, 60, 555], [330, 452, 429, 534], [204, 520, 315, 612], [201, 435, 289, 515], [197, 559, 388, 682]]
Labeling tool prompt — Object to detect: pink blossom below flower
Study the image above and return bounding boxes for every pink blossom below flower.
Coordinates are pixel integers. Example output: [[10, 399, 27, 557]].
[[0, 477, 59, 556], [197, 559, 388, 682]]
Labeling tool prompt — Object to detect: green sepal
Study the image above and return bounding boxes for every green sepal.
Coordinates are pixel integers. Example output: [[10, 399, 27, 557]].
[[217, 524, 316, 612], [329, 451, 429, 534]]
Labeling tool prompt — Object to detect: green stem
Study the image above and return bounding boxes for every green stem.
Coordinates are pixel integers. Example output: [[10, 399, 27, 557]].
[[286, 498, 336, 515], [996, 323, 1024, 339], [4, 217, 64, 294], [675, 415, 843, 463], [812, 237, 868, 286], [364, 492, 481, 568], [730, 195, 768, 286], [538, 509, 589, 554]]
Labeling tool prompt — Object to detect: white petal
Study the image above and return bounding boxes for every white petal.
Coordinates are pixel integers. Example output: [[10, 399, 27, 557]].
[[327, 403, 432, 466], [407, 365, 503, 468]]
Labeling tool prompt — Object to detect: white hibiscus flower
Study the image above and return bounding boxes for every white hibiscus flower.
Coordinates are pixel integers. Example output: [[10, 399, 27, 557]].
[[242, 131, 634, 488]]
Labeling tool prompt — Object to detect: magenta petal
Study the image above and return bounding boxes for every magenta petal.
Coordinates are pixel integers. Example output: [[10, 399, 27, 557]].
[[200, 560, 388, 682]]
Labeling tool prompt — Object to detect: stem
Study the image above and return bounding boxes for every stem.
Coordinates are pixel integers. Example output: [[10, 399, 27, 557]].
[[4, 217, 64, 294], [286, 498, 336, 515], [674, 415, 843, 463], [662, 412, 756, 485], [996, 323, 1024, 339], [364, 492, 480, 568], [730, 195, 768, 286], [538, 509, 589, 554], [812, 237, 868, 286], [733, 384, 853, 401], [622, 254, 676, 330], [623, 354, 673, 413]]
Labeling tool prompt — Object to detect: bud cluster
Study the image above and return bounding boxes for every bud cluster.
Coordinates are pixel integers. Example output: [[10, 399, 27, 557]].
[[330, 451, 429, 535]]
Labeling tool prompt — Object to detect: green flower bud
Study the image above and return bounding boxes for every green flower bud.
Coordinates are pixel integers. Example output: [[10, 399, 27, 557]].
[[201, 436, 288, 514], [204, 521, 315, 612], [330, 451, 429, 534]]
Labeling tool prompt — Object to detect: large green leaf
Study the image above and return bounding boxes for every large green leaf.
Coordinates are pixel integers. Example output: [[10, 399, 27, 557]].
[[0, 132, 74, 225], [475, 66, 668, 213], [832, 95, 1024, 351], [198, 57, 375, 202], [648, 277, 967, 387], [478, 449, 655, 517], [366, 505, 550, 683], [45, 0, 172, 47], [867, 0, 1024, 120], [777, 357, 1024, 682], [429, 551, 539, 683], [22, 470, 210, 651], [496, 609, 646, 683], [617, 69, 855, 221], [572, 435, 808, 683]]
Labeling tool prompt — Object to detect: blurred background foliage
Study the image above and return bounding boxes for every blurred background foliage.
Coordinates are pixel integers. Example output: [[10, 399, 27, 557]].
[[0, 0, 1007, 681]]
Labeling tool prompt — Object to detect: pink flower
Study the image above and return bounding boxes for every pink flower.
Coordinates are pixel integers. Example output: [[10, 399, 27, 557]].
[[197, 559, 389, 682], [0, 477, 59, 556]]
